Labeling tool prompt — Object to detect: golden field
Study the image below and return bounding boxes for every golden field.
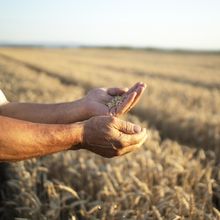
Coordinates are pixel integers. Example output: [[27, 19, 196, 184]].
[[0, 48, 220, 220]]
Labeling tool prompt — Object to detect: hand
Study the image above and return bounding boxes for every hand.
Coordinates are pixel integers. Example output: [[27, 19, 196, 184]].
[[77, 116, 147, 158], [83, 82, 146, 117]]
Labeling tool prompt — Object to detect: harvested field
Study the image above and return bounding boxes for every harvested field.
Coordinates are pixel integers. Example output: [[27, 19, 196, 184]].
[[0, 48, 220, 220]]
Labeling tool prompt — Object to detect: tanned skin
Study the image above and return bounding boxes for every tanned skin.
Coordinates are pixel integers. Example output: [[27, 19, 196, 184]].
[[0, 82, 147, 162]]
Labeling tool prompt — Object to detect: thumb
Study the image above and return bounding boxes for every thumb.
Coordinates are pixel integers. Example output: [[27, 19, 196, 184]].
[[115, 119, 142, 134]]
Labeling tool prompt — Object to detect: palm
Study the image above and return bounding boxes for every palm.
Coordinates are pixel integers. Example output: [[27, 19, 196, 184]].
[[84, 82, 146, 117], [85, 88, 111, 115]]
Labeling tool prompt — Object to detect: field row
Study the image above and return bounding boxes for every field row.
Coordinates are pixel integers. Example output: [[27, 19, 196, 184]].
[[0, 49, 219, 153], [1, 48, 220, 88], [1, 48, 219, 114]]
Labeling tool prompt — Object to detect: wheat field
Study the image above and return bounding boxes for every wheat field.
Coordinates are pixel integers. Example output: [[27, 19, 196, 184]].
[[0, 48, 220, 220]]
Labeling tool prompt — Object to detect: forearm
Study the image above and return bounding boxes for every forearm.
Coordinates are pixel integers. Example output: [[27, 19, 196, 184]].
[[0, 99, 88, 124], [0, 116, 83, 162]]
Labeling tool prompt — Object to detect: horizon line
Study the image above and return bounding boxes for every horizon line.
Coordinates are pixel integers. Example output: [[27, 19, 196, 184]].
[[0, 41, 219, 54]]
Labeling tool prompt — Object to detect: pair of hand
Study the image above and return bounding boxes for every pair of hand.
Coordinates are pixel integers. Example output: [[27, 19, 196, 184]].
[[76, 82, 148, 158]]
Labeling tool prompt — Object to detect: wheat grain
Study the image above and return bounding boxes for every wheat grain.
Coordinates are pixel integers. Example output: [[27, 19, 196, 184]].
[[105, 95, 123, 109]]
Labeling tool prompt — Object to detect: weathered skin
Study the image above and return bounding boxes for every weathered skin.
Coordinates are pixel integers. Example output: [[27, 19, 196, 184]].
[[0, 82, 147, 161]]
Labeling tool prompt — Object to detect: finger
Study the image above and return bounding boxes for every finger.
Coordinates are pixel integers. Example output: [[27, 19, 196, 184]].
[[114, 91, 137, 115], [87, 133, 147, 157], [86, 134, 146, 157], [107, 87, 128, 96], [126, 82, 139, 94], [135, 133, 148, 147], [113, 127, 148, 148], [117, 143, 142, 156], [114, 119, 142, 134], [125, 84, 146, 113], [117, 134, 147, 155], [126, 82, 143, 94], [113, 131, 148, 151], [121, 127, 147, 145]]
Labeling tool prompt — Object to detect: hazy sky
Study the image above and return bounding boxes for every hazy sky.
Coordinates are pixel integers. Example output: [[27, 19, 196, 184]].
[[0, 0, 220, 49]]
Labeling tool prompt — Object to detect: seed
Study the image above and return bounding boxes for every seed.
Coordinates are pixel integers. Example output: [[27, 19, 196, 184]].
[[106, 96, 124, 109]]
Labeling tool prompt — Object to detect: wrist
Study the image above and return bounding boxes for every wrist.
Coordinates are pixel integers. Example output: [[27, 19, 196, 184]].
[[41, 122, 85, 152], [69, 121, 85, 150], [76, 98, 93, 119], [65, 98, 89, 123]]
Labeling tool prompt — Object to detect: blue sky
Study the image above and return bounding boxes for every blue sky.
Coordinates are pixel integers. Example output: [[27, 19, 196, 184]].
[[0, 0, 219, 49]]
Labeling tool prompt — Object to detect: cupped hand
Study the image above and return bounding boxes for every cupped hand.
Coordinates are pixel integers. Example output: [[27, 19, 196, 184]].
[[83, 82, 146, 117], [78, 116, 147, 158]]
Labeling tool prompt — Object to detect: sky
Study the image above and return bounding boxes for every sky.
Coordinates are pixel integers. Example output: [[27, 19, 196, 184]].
[[0, 0, 220, 50]]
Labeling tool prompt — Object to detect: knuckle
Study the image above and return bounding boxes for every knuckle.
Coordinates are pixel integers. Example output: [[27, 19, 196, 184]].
[[125, 122, 131, 132], [128, 122, 135, 133]]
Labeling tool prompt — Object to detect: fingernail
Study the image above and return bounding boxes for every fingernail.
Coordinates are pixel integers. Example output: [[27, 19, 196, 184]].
[[140, 83, 146, 88], [134, 125, 141, 133]]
